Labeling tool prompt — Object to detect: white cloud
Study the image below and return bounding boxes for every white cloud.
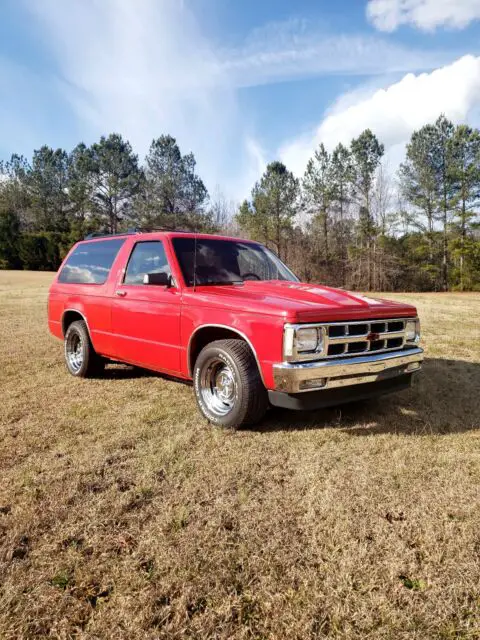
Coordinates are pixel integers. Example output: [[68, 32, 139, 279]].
[[367, 0, 480, 32], [279, 55, 480, 177], [21, 1, 444, 201], [232, 137, 268, 200], [220, 18, 448, 87], [24, 0, 240, 196], [1, 3, 470, 202]]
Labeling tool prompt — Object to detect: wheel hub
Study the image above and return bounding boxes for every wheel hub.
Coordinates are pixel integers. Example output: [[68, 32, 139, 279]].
[[66, 333, 83, 372], [199, 357, 237, 417], [215, 369, 235, 402]]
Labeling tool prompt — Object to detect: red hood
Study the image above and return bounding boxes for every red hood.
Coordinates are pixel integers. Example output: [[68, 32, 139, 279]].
[[184, 280, 417, 322]]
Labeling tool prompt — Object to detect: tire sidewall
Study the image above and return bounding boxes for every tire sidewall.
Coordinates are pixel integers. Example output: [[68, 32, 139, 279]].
[[194, 346, 246, 427]]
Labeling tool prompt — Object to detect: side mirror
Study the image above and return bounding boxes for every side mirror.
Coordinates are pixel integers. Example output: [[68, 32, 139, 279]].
[[143, 272, 171, 287]]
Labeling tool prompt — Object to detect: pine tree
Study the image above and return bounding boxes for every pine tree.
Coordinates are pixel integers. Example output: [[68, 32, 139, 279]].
[[236, 162, 299, 260], [448, 125, 480, 290], [88, 134, 143, 234], [138, 135, 210, 230], [303, 143, 334, 261], [350, 130, 384, 290], [399, 124, 440, 289]]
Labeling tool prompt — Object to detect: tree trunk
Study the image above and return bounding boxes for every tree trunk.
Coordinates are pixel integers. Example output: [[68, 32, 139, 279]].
[[339, 189, 346, 287], [323, 210, 329, 262], [367, 196, 373, 291], [442, 211, 448, 291], [441, 157, 449, 292], [460, 197, 466, 291], [276, 214, 281, 260], [109, 198, 116, 234]]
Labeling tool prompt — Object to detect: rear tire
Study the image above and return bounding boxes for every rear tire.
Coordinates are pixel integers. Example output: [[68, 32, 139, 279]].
[[64, 320, 104, 378], [193, 339, 268, 428]]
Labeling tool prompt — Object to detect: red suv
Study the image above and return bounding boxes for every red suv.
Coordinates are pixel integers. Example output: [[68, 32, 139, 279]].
[[48, 231, 423, 428]]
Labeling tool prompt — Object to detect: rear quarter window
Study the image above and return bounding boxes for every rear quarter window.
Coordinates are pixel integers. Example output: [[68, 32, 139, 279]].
[[58, 239, 125, 284]]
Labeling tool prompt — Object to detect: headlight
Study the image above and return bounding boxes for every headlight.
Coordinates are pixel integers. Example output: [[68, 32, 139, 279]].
[[296, 327, 320, 353], [405, 318, 420, 344], [283, 324, 325, 361]]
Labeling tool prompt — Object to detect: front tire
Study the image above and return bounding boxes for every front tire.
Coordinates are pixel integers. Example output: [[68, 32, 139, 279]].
[[193, 339, 268, 428], [64, 320, 104, 378]]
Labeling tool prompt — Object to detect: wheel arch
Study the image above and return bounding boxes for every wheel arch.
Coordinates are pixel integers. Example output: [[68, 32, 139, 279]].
[[61, 308, 89, 337], [187, 324, 265, 385]]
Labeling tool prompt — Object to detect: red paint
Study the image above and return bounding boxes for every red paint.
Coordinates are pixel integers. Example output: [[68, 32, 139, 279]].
[[48, 232, 419, 390]]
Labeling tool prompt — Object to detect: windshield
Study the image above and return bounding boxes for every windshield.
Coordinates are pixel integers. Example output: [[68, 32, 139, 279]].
[[172, 237, 299, 286]]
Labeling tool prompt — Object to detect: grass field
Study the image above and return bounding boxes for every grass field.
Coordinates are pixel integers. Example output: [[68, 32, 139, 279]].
[[0, 271, 479, 639]]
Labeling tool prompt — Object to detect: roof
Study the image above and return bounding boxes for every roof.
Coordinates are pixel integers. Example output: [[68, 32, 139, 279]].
[[80, 231, 260, 244]]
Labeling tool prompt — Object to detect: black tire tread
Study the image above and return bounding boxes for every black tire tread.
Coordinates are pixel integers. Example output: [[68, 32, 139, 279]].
[[194, 338, 268, 428], [64, 320, 104, 378], [221, 339, 268, 425]]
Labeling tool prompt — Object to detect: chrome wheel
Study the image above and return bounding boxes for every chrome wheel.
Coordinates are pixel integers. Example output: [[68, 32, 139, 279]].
[[66, 331, 83, 373], [199, 357, 237, 417]]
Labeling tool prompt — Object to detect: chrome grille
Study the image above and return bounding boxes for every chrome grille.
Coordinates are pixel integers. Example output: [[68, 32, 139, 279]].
[[325, 318, 409, 358]]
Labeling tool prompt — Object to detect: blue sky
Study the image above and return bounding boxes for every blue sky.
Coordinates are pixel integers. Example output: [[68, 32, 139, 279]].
[[1, 0, 480, 201]]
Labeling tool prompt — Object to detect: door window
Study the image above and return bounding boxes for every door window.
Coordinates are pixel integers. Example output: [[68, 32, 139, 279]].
[[124, 241, 171, 285]]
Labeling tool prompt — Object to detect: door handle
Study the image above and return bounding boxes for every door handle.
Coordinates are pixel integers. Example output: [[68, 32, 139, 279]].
[[115, 290, 127, 297]]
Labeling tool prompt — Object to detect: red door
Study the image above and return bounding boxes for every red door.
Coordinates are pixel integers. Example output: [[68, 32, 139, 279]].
[[111, 240, 182, 374]]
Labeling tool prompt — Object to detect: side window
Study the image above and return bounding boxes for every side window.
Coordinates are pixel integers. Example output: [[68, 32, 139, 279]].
[[124, 241, 171, 285], [58, 239, 125, 284]]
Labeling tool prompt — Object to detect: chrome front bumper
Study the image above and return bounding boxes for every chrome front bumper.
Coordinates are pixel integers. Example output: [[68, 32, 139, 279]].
[[272, 347, 424, 394]]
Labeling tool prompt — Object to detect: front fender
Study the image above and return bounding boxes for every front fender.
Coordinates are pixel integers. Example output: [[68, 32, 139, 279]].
[[181, 307, 285, 389]]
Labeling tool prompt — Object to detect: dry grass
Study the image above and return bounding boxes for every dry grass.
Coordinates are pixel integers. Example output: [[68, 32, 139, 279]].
[[0, 271, 479, 639]]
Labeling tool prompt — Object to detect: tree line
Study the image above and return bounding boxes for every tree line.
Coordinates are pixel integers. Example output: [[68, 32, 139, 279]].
[[238, 117, 480, 291], [0, 134, 214, 271], [0, 116, 479, 290]]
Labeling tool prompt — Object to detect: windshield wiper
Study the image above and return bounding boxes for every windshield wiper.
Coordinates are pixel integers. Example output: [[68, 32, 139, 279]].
[[194, 279, 244, 286]]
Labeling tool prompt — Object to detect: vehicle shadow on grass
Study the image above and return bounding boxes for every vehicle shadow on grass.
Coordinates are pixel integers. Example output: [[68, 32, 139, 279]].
[[255, 358, 480, 436], [102, 364, 193, 386], [102, 365, 153, 380]]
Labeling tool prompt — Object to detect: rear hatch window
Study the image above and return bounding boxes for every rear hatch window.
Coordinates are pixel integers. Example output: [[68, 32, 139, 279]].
[[58, 239, 125, 284]]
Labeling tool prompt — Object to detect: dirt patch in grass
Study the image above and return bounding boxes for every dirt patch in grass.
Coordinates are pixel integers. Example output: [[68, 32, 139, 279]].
[[0, 272, 479, 638]]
